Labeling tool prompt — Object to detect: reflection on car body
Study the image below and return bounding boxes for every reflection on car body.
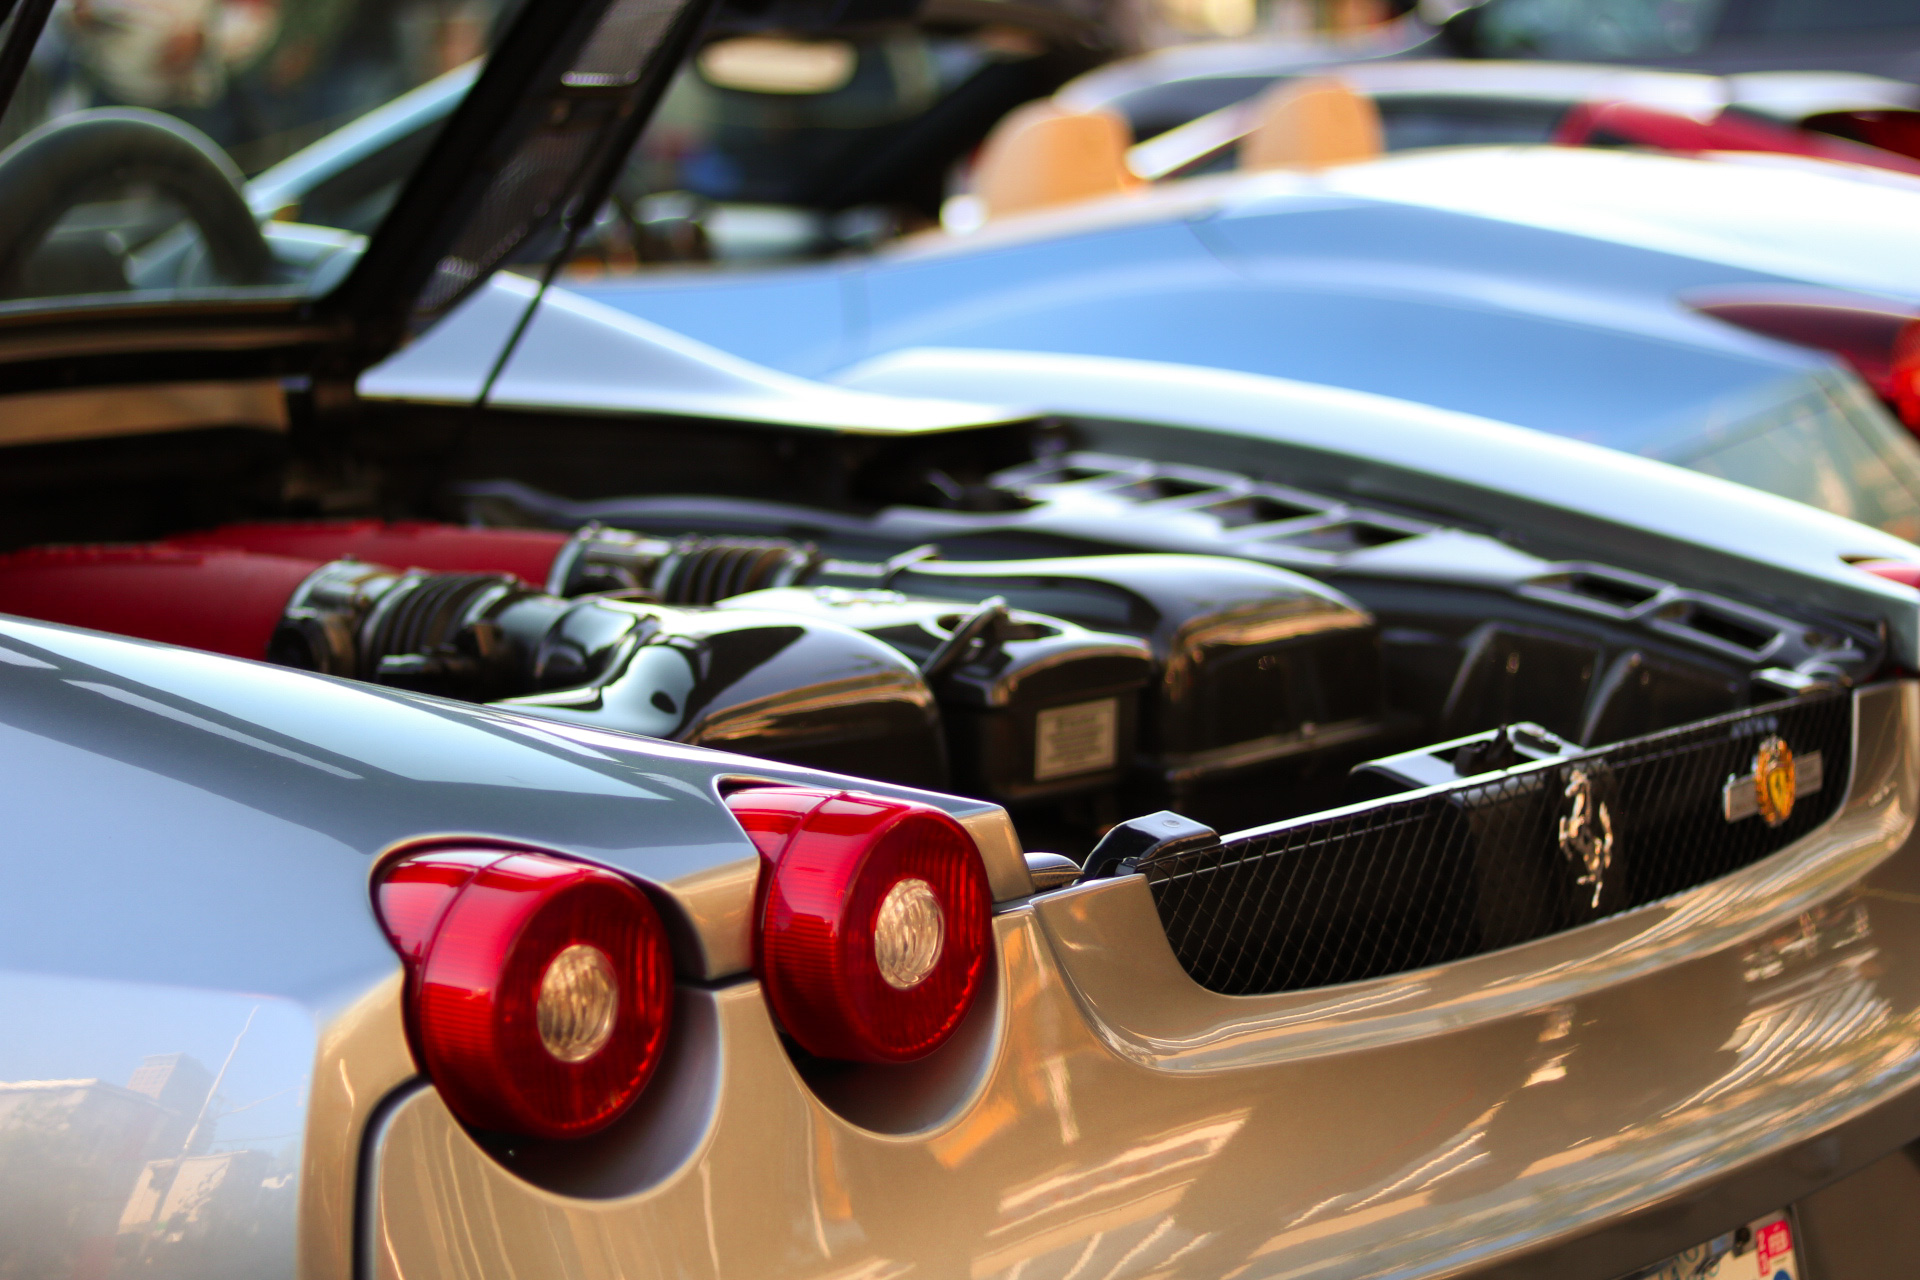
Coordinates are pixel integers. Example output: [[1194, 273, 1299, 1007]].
[[3, 0, 1920, 1278]]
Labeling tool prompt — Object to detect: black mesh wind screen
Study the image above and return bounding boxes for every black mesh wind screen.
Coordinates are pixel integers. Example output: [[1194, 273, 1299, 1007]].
[[1140, 691, 1854, 995], [415, 130, 604, 315], [567, 0, 685, 86], [414, 0, 691, 318]]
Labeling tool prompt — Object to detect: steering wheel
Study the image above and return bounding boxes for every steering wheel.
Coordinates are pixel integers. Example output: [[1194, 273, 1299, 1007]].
[[0, 108, 272, 298]]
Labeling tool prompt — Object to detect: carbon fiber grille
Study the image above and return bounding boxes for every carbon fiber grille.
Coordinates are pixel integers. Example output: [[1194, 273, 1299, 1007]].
[[1140, 692, 1854, 994]]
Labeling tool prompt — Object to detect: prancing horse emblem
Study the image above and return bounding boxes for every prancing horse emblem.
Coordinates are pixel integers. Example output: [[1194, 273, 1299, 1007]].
[[1558, 767, 1614, 909]]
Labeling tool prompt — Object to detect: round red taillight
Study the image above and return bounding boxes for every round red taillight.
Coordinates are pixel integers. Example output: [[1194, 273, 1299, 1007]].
[[728, 787, 993, 1064], [373, 848, 674, 1140]]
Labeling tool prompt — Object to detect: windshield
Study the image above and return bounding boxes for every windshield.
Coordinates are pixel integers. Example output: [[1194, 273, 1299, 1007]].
[[1661, 370, 1920, 542], [1474, 0, 1920, 59], [1717, 0, 1920, 37], [142, 10, 1103, 273], [593, 27, 1058, 263], [1474, 0, 1726, 58], [0, 0, 514, 310], [638, 31, 1021, 203]]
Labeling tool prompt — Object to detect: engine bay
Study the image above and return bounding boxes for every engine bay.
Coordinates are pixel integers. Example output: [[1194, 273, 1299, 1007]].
[[0, 411, 1884, 857]]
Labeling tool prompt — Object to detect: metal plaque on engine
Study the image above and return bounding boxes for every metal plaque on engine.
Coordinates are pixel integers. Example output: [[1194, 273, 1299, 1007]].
[[1035, 698, 1120, 781]]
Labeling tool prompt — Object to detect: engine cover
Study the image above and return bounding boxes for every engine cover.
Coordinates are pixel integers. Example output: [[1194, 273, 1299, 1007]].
[[0, 546, 948, 791], [721, 587, 1154, 803], [160, 520, 1393, 812], [503, 598, 948, 789], [866, 554, 1385, 790]]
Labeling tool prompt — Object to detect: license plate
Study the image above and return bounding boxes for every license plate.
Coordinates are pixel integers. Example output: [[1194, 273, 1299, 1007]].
[[1620, 1211, 1800, 1280]]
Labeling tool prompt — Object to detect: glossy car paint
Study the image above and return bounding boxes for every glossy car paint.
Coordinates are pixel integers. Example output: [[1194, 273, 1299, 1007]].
[[357, 270, 1021, 431], [1111, 1, 1920, 84], [361, 280, 1920, 659], [19, 293, 1920, 1273], [1063, 53, 1920, 131], [1096, 60, 1920, 184], [16, 132, 1920, 1276], [826, 342, 1920, 640], [571, 146, 1920, 532], [357, 681, 1920, 1280], [1064, 45, 1920, 154], [236, 54, 1920, 529], [0, 614, 1027, 1280]]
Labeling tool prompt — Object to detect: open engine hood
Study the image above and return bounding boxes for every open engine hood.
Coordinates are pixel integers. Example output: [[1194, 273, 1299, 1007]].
[[0, 0, 707, 397]]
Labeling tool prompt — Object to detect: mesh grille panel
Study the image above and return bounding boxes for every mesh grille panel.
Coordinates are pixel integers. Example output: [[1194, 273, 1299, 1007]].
[[416, 128, 600, 316], [567, 0, 683, 85], [1141, 692, 1854, 995], [413, 0, 689, 319]]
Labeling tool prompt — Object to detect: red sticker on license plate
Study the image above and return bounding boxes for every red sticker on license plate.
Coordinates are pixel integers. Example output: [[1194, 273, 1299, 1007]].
[[1755, 1217, 1793, 1277], [1621, 1210, 1798, 1280]]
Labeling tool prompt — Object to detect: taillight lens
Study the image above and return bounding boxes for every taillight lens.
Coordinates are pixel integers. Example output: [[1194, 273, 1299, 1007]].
[[727, 787, 993, 1064], [1856, 559, 1920, 590], [372, 848, 674, 1140], [1685, 292, 1918, 396], [1892, 318, 1920, 430]]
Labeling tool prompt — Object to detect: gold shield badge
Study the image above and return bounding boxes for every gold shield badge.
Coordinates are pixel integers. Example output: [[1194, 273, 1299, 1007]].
[[1753, 736, 1796, 828]]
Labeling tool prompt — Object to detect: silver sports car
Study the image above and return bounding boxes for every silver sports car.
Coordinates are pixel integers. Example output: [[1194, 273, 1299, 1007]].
[[2, 0, 1919, 1278]]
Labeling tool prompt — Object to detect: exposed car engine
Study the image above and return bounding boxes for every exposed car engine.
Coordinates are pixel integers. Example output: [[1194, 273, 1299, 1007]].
[[0, 435, 1881, 856], [0, 526, 1383, 847]]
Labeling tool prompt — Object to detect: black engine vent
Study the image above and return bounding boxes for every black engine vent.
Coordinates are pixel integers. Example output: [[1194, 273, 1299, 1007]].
[[1138, 690, 1853, 995]]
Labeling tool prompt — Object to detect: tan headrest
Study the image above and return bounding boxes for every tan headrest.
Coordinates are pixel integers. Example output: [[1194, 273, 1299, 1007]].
[[1238, 77, 1383, 172], [973, 101, 1143, 220]]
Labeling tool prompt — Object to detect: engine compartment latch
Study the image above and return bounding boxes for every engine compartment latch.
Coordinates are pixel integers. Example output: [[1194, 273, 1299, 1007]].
[[1078, 811, 1218, 882]]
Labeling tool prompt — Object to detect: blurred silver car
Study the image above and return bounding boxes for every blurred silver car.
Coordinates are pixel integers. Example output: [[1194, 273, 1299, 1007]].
[[194, 2, 1920, 541]]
